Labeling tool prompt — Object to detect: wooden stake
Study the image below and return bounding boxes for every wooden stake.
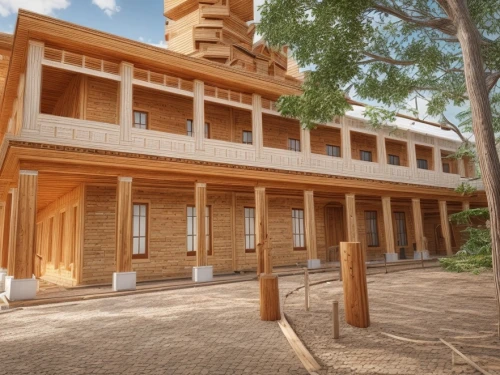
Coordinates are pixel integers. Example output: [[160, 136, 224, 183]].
[[421, 251, 424, 268], [384, 253, 388, 274], [259, 274, 280, 321], [332, 301, 339, 339], [304, 268, 310, 311]]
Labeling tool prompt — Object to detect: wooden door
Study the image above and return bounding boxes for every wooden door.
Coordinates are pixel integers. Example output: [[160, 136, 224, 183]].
[[325, 206, 345, 261]]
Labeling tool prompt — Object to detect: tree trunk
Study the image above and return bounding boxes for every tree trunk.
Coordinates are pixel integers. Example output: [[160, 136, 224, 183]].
[[447, 0, 500, 336]]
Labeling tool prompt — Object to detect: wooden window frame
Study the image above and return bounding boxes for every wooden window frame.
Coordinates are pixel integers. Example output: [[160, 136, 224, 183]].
[[288, 138, 301, 152], [442, 162, 451, 173], [132, 201, 150, 260], [360, 150, 373, 162], [242, 130, 253, 145], [186, 205, 213, 257], [244, 207, 256, 253], [326, 144, 341, 157], [204, 122, 210, 139], [133, 109, 149, 130], [394, 211, 408, 247], [388, 154, 400, 166], [186, 119, 194, 137], [292, 208, 306, 251], [364, 210, 380, 247], [417, 158, 429, 170]]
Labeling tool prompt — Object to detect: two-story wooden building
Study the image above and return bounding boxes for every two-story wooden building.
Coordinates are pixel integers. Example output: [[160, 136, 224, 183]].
[[0, 2, 486, 300]]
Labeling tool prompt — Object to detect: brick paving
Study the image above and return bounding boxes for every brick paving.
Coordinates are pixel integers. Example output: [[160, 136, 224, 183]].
[[281, 268, 500, 375]]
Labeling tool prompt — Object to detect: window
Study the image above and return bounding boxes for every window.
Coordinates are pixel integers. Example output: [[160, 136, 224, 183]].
[[133, 203, 148, 258], [187, 206, 212, 255], [242, 131, 253, 145], [187, 119, 193, 137], [360, 150, 372, 162], [292, 209, 305, 249], [288, 138, 301, 152], [394, 212, 408, 247], [417, 159, 428, 170], [133, 111, 148, 129], [244, 207, 255, 252], [365, 211, 379, 247], [204, 122, 210, 139], [442, 163, 450, 173], [326, 145, 340, 157], [388, 154, 400, 166]]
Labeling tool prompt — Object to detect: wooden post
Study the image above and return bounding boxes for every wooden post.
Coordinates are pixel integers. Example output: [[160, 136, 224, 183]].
[[194, 80, 205, 151], [255, 187, 267, 275], [433, 143, 441, 173], [252, 94, 263, 157], [23, 41, 44, 131], [10, 171, 38, 279], [457, 158, 466, 177], [377, 134, 387, 166], [384, 253, 388, 273], [332, 301, 339, 339], [195, 182, 207, 267], [304, 190, 318, 264], [342, 126, 351, 165], [7, 188, 18, 276], [462, 201, 470, 211], [340, 242, 370, 328], [0, 194, 11, 270], [439, 200, 453, 256], [116, 177, 133, 273], [0, 202, 5, 269], [301, 128, 311, 162], [411, 198, 425, 251], [381, 196, 395, 255], [259, 274, 280, 321], [119, 62, 134, 142], [421, 251, 424, 268], [304, 268, 310, 311], [345, 194, 358, 242]]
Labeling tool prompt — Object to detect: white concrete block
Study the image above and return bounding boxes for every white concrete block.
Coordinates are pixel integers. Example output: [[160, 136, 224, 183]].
[[192, 266, 213, 283], [112, 272, 136, 292], [414, 250, 430, 260], [0, 271, 6, 292], [307, 259, 321, 269], [385, 253, 399, 262], [5, 276, 37, 301]]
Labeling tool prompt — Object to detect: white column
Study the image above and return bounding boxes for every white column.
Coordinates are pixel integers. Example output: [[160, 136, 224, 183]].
[[377, 134, 387, 166], [433, 142, 442, 173], [408, 133, 417, 175], [341, 120, 351, 165], [252, 94, 263, 157], [119, 62, 134, 142], [23, 41, 44, 131], [194, 80, 205, 151], [301, 127, 311, 162]]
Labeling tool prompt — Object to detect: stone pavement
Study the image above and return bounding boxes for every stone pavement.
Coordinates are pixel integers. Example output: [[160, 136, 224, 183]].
[[282, 268, 500, 375], [0, 280, 307, 375]]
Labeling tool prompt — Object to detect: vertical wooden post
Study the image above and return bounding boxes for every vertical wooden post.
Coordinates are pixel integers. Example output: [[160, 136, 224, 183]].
[[116, 177, 133, 273], [1, 194, 12, 270], [255, 187, 268, 275], [439, 200, 453, 256], [194, 80, 205, 151], [408, 134, 418, 175], [195, 182, 207, 267], [119, 62, 134, 142], [457, 158, 466, 177], [304, 190, 318, 265], [340, 242, 370, 328], [0, 203, 5, 269], [377, 135, 387, 166], [252, 94, 263, 157], [301, 127, 311, 162], [10, 171, 38, 279], [7, 188, 18, 276], [381, 196, 396, 255], [462, 201, 470, 211], [341, 125, 351, 165], [412, 198, 425, 251], [231, 192, 237, 271], [332, 301, 339, 339], [23, 41, 44, 131], [304, 268, 310, 311], [433, 144, 441, 173], [345, 194, 358, 242]]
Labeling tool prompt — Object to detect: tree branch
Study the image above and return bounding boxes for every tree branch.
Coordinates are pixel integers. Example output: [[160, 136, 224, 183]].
[[486, 72, 500, 93], [441, 114, 468, 143], [362, 52, 416, 66]]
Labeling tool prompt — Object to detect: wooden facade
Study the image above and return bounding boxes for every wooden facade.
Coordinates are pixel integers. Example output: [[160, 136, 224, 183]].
[[0, 7, 487, 291]]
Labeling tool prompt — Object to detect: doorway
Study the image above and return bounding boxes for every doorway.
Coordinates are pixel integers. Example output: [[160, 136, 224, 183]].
[[325, 205, 345, 262]]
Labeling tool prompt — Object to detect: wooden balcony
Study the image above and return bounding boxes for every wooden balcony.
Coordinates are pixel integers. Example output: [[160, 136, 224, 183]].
[[200, 3, 230, 19]]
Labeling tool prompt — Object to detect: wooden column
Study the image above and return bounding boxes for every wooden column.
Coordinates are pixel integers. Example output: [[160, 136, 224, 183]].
[[0, 194, 11, 270], [408, 134, 418, 174], [411, 198, 425, 251], [255, 187, 268, 275], [301, 128, 311, 162], [194, 80, 205, 151], [23, 41, 44, 131], [304, 190, 317, 261], [462, 201, 470, 211], [116, 177, 133, 273], [7, 188, 18, 276], [0, 202, 5, 269], [345, 194, 358, 242], [377, 135, 387, 166], [252, 94, 263, 157], [457, 158, 466, 177], [119, 62, 134, 142], [195, 182, 207, 267], [439, 200, 453, 256], [433, 144, 441, 173], [381, 197, 395, 254], [342, 126, 352, 165], [10, 171, 38, 279]]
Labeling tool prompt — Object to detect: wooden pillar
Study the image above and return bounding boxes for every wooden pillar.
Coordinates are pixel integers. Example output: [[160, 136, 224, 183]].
[[119, 62, 134, 142], [462, 201, 470, 211], [381, 197, 395, 254], [345, 194, 358, 242], [433, 144, 441, 173], [255, 187, 268, 275], [342, 126, 352, 165], [439, 200, 453, 256], [116, 177, 133, 273], [195, 182, 207, 267], [301, 128, 311, 162], [1, 194, 11, 270], [408, 134, 418, 174], [457, 158, 466, 177], [194, 80, 205, 151], [411, 198, 425, 251], [377, 135, 387, 166], [7, 188, 18, 276], [252, 94, 263, 157], [304, 190, 317, 261], [23, 41, 44, 131]]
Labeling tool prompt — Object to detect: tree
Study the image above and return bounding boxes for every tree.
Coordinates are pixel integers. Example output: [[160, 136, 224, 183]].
[[258, 0, 500, 335]]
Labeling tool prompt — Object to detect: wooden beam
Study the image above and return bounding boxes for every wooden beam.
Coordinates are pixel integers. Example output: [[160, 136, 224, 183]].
[[252, 94, 263, 157], [195, 182, 207, 267], [22, 41, 44, 131], [255, 186, 268, 275], [194, 80, 205, 151], [412, 198, 425, 251], [7, 188, 18, 276], [119, 62, 133, 142], [439, 200, 453, 256], [381, 196, 395, 254], [1, 193, 12, 269], [304, 190, 317, 261], [116, 177, 133, 272], [345, 194, 358, 242]]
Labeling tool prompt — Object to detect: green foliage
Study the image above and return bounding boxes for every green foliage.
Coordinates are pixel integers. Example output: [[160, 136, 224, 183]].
[[454, 182, 477, 196], [439, 253, 492, 274], [450, 207, 489, 225]]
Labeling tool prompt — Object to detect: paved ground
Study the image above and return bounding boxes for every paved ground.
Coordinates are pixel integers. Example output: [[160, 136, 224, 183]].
[[0, 281, 306, 375], [284, 268, 500, 375]]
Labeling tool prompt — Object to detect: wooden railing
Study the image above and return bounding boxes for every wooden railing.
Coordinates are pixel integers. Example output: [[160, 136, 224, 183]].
[[44, 47, 120, 76], [204, 85, 253, 107], [133, 68, 194, 92]]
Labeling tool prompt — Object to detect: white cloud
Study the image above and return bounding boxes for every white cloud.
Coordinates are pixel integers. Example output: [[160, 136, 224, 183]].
[[0, 0, 70, 17], [92, 0, 120, 17], [138, 37, 167, 49]]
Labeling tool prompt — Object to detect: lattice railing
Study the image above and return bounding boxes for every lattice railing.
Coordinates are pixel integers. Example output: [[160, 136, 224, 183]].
[[204, 85, 252, 106], [44, 47, 120, 76], [133, 68, 194, 92]]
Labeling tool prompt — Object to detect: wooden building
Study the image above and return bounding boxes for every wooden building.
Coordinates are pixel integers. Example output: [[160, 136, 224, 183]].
[[0, 3, 486, 300]]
